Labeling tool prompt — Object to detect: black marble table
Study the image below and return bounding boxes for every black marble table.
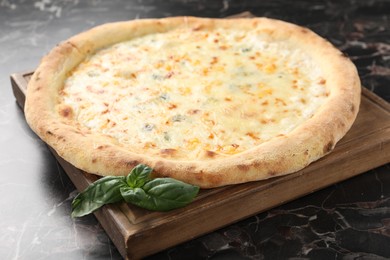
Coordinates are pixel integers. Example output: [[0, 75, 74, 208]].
[[1, 0, 389, 259]]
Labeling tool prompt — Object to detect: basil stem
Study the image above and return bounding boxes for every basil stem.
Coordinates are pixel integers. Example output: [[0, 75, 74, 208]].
[[120, 178, 200, 211], [71, 164, 199, 217], [71, 176, 127, 218]]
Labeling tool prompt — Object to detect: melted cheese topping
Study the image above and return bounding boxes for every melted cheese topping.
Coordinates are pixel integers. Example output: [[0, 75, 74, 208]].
[[60, 28, 328, 160]]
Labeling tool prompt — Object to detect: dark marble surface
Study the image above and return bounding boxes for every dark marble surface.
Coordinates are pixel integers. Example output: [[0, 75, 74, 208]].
[[1, 0, 389, 259]]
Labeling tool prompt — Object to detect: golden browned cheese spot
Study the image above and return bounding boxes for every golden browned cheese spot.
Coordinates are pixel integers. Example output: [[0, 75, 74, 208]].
[[304, 149, 309, 156], [246, 132, 261, 140], [205, 150, 218, 158], [188, 109, 201, 115], [46, 130, 54, 136], [318, 78, 326, 85], [168, 103, 177, 110], [92, 158, 97, 163]]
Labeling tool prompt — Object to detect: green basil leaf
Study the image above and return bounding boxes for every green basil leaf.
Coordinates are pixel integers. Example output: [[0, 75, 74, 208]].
[[71, 176, 126, 218], [120, 178, 199, 211], [125, 164, 152, 188], [119, 186, 148, 205]]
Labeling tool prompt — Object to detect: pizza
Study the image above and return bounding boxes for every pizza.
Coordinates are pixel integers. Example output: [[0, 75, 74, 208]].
[[24, 17, 361, 188]]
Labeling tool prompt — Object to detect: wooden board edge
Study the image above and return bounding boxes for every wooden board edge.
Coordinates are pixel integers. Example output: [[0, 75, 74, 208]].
[[11, 73, 27, 109], [97, 127, 390, 258], [10, 71, 390, 259], [123, 128, 390, 258], [362, 87, 390, 112], [361, 87, 390, 112]]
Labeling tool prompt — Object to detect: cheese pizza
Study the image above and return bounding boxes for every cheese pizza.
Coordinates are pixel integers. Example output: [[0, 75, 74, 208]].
[[25, 17, 361, 188]]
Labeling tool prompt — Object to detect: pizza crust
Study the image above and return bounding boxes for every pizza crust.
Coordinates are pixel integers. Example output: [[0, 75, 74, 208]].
[[25, 17, 361, 188]]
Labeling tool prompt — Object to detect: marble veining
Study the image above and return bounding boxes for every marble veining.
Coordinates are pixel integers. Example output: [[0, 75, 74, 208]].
[[0, 0, 389, 259], [148, 165, 390, 259]]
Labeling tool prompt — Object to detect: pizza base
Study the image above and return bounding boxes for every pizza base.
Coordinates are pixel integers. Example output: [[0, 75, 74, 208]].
[[25, 17, 361, 188]]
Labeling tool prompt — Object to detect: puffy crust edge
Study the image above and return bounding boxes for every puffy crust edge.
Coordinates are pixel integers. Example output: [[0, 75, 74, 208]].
[[25, 17, 361, 188]]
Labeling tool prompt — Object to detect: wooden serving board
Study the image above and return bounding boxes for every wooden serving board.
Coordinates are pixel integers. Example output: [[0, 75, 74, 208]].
[[11, 70, 390, 259]]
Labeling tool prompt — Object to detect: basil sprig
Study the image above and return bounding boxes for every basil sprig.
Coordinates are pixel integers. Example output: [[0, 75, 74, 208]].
[[71, 164, 199, 218]]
